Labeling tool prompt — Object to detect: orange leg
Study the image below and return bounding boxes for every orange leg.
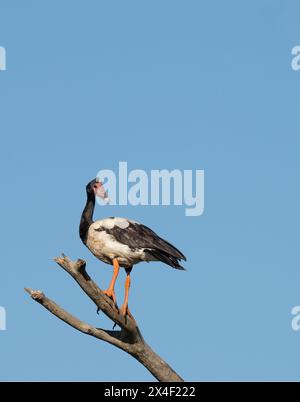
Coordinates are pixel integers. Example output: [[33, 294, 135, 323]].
[[121, 270, 131, 316], [103, 258, 119, 305]]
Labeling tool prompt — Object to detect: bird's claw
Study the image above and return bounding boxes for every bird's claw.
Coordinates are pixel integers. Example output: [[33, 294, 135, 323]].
[[103, 289, 117, 306], [120, 304, 132, 318]]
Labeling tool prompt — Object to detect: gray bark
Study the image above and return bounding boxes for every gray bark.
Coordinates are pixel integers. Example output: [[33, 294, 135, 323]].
[[25, 254, 183, 382]]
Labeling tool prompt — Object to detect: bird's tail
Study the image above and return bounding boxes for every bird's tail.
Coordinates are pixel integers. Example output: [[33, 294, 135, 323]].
[[145, 249, 186, 270]]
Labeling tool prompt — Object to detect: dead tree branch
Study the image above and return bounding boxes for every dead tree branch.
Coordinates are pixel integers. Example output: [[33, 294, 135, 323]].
[[25, 254, 183, 382]]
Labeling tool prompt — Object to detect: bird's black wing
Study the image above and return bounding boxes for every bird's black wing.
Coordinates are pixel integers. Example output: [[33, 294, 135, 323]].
[[96, 221, 186, 269]]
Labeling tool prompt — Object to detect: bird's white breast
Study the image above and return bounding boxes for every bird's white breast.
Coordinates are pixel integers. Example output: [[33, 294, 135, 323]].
[[86, 218, 144, 267]]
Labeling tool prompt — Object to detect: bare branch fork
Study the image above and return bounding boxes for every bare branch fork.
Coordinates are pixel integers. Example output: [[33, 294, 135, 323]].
[[25, 254, 183, 382]]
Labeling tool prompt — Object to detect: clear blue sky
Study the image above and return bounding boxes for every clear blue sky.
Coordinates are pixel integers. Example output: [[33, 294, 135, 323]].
[[1, 0, 300, 381]]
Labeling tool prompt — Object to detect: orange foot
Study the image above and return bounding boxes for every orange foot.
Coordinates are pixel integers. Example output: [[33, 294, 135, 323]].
[[103, 289, 117, 305], [120, 304, 133, 318]]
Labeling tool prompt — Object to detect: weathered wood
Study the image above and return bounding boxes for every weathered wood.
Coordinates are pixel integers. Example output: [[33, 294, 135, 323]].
[[25, 254, 183, 382]]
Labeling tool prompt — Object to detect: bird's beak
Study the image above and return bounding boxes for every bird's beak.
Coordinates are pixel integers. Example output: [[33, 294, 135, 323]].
[[94, 180, 110, 204]]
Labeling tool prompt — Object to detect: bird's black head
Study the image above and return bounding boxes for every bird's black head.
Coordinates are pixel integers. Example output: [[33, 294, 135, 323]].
[[86, 178, 110, 202], [86, 178, 98, 197]]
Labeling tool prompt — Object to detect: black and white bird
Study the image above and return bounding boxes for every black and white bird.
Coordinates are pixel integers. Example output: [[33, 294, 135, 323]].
[[79, 178, 186, 316]]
